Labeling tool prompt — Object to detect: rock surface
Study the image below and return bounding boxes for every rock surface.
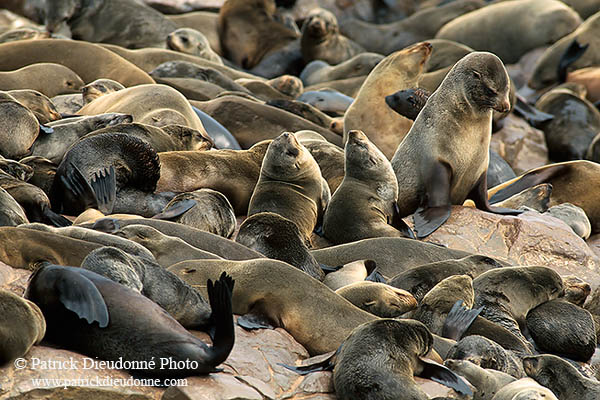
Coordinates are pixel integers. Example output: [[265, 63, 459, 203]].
[[421, 206, 600, 287], [491, 114, 549, 175]]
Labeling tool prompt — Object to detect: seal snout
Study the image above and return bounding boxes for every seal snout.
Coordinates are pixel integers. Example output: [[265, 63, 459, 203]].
[[493, 95, 511, 113]]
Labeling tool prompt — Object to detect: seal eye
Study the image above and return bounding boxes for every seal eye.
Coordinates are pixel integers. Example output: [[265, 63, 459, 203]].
[[180, 36, 189, 44]]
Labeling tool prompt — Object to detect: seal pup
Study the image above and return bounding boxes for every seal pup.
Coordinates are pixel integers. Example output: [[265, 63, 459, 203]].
[[300, 8, 364, 65], [114, 224, 221, 268], [335, 282, 417, 318], [535, 86, 600, 161], [152, 188, 236, 238], [435, 0, 581, 64], [390, 52, 520, 238], [265, 99, 341, 132], [296, 130, 345, 193], [343, 41, 433, 159], [297, 89, 354, 114], [247, 132, 330, 243], [43, 0, 177, 49], [299, 53, 383, 86], [0, 39, 154, 86], [167, 28, 223, 65], [80, 246, 215, 329], [0, 186, 28, 227], [7, 89, 61, 124], [0, 289, 45, 366], [218, 0, 299, 69], [0, 91, 42, 159], [0, 62, 84, 97], [523, 354, 600, 400], [526, 299, 596, 362], [235, 212, 326, 281], [333, 319, 472, 399], [385, 87, 430, 121], [491, 378, 558, 400], [32, 113, 133, 164], [25, 263, 235, 378], [444, 359, 516, 400], [157, 140, 270, 215], [388, 255, 504, 302], [0, 155, 33, 181], [81, 79, 125, 105], [167, 10, 221, 55], [473, 266, 564, 344], [323, 130, 415, 244], [18, 156, 56, 197], [544, 203, 591, 239]]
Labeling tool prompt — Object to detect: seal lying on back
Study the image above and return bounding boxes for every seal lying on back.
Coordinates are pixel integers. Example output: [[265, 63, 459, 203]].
[[26, 263, 235, 378], [391, 52, 521, 238]]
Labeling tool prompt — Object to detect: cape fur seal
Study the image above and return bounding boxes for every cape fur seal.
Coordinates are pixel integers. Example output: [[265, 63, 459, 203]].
[[299, 52, 384, 86], [0, 39, 154, 86], [7, 89, 61, 124], [43, 0, 177, 49], [343, 41, 433, 159], [444, 359, 516, 400], [523, 354, 600, 400], [248, 132, 330, 243], [391, 52, 520, 238], [0, 186, 28, 226], [490, 378, 558, 400], [0, 289, 45, 366], [435, 0, 581, 64], [335, 282, 417, 318], [323, 130, 414, 244], [25, 263, 235, 378], [157, 140, 270, 215], [81, 79, 125, 105], [300, 8, 364, 65], [0, 91, 41, 159], [0, 63, 84, 97], [166, 28, 223, 65]]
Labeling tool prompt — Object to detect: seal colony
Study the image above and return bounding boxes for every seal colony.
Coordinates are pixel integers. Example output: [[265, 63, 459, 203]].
[[1, 0, 600, 398]]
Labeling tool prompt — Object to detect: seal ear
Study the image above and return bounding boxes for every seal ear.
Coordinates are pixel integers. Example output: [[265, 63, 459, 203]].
[[152, 199, 197, 220], [54, 267, 109, 328], [418, 357, 473, 396]]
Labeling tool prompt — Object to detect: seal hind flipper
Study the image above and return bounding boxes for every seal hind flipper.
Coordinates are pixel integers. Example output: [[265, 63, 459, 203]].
[[39, 124, 54, 135], [279, 349, 337, 375], [391, 201, 416, 239], [237, 313, 277, 330], [206, 272, 235, 365], [41, 204, 72, 227], [414, 160, 453, 238], [442, 300, 483, 341], [365, 269, 387, 283], [90, 166, 116, 215], [558, 39, 589, 82], [60, 162, 97, 211], [319, 263, 341, 273], [152, 199, 197, 220], [91, 217, 121, 233], [418, 358, 473, 396], [53, 266, 109, 328], [513, 95, 554, 127], [468, 171, 523, 216], [489, 164, 571, 204]]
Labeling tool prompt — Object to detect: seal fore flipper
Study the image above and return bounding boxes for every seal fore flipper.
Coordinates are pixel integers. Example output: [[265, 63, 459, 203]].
[[60, 162, 97, 211], [419, 357, 473, 396], [41, 204, 72, 227], [469, 171, 522, 216], [152, 199, 197, 220], [54, 266, 109, 328], [413, 160, 452, 238], [513, 95, 554, 127], [442, 300, 483, 341], [391, 201, 416, 239]]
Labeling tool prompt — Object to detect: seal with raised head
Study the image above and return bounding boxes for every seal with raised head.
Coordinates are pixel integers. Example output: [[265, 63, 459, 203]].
[[300, 8, 364, 65], [167, 28, 222, 65], [323, 129, 415, 244], [391, 51, 521, 238], [0, 289, 46, 366], [444, 359, 516, 400], [343, 41, 433, 159], [25, 262, 235, 378], [248, 132, 330, 244], [523, 354, 600, 400]]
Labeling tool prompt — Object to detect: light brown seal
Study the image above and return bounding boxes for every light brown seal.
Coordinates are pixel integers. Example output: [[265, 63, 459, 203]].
[[444, 359, 516, 400], [0, 289, 46, 366], [81, 78, 125, 105], [0, 91, 41, 159], [166, 28, 223, 65], [7, 89, 61, 124], [247, 132, 330, 243], [323, 130, 414, 244], [335, 282, 417, 318], [0, 63, 84, 97], [0, 39, 154, 86], [491, 378, 558, 400], [343, 42, 432, 159], [391, 52, 519, 238]]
